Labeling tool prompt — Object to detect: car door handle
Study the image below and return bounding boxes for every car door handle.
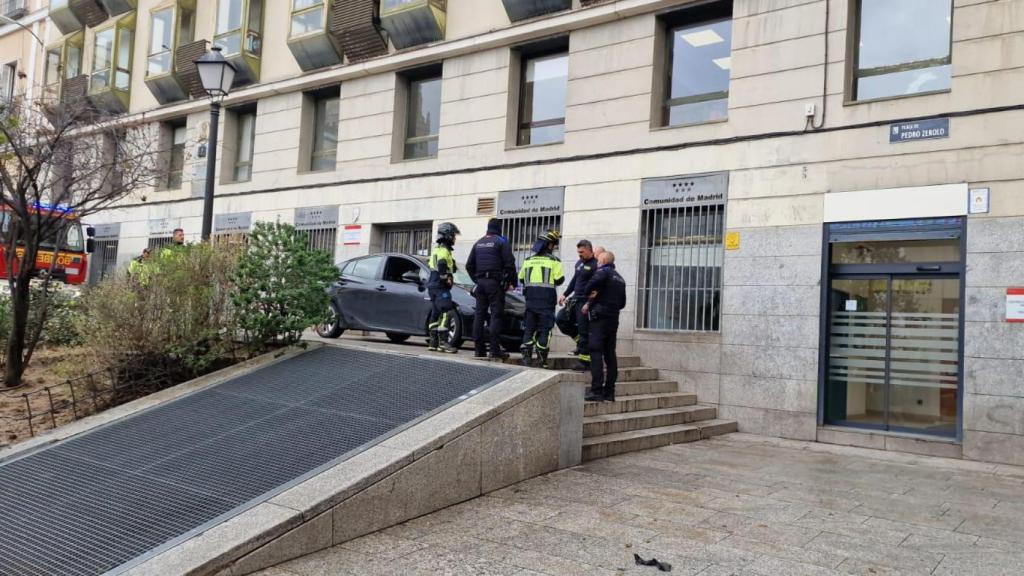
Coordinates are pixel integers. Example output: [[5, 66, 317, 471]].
[[375, 285, 387, 292]]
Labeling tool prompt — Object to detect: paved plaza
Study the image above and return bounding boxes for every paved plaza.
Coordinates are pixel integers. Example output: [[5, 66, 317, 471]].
[[259, 433, 1024, 576]]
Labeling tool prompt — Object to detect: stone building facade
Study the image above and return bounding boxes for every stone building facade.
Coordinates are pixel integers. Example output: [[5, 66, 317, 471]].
[[10, 0, 1024, 464]]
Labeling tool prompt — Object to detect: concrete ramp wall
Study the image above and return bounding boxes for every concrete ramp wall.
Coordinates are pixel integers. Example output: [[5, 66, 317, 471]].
[[123, 355, 580, 576]]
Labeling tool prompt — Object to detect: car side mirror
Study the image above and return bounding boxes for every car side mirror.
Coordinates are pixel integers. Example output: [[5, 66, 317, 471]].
[[86, 238, 95, 254], [86, 226, 96, 238], [401, 270, 422, 285]]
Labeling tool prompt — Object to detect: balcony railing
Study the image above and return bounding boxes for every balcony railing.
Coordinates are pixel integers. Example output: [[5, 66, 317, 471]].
[[500, 0, 570, 22], [380, 0, 445, 50], [2, 0, 27, 20], [144, 1, 199, 104], [97, 0, 135, 17], [333, 0, 388, 63]]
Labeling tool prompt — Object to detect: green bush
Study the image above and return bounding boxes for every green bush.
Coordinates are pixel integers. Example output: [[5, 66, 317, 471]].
[[232, 222, 338, 353], [79, 242, 239, 376], [0, 285, 84, 363]]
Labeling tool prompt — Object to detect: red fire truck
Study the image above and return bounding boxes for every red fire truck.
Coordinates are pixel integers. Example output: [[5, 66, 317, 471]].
[[0, 205, 95, 286]]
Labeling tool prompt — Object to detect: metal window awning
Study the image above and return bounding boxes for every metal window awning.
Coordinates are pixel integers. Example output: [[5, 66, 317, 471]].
[[0, 346, 511, 576]]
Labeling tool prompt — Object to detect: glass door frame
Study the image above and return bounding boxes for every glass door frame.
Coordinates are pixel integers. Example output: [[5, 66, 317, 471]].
[[817, 218, 967, 441]]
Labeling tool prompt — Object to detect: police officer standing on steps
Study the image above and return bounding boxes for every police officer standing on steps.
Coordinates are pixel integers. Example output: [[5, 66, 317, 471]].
[[556, 239, 599, 372], [519, 230, 564, 369], [427, 222, 461, 354], [466, 218, 517, 359], [582, 250, 627, 402]]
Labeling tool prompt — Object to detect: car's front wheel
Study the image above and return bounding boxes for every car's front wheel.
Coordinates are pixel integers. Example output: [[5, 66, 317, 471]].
[[316, 303, 344, 339], [386, 332, 410, 344], [446, 309, 464, 349]]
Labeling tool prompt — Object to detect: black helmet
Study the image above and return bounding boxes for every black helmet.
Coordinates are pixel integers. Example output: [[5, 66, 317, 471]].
[[538, 230, 562, 244], [437, 222, 461, 244]]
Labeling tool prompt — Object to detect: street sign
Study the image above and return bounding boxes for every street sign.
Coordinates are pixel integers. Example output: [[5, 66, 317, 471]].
[[497, 187, 564, 217], [214, 212, 251, 233], [890, 118, 949, 143]]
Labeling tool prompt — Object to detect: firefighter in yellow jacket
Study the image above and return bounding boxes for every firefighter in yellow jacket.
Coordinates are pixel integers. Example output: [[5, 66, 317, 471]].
[[518, 230, 564, 368]]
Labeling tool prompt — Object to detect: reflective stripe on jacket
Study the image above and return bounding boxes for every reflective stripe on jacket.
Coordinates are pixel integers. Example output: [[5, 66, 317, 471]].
[[518, 254, 564, 309]]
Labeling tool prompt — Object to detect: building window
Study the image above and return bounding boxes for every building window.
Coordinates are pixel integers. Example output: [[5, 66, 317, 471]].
[[637, 174, 727, 332], [400, 65, 442, 160], [148, 7, 175, 76], [234, 110, 256, 182], [853, 0, 952, 101], [44, 47, 61, 88], [64, 36, 83, 79], [291, 0, 324, 37], [517, 47, 568, 146], [310, 92, 339, 172], [91, 27, 115, 92], [1, 62, 16, 100], [216, 0, 263, 57], [660, 2, 732, 127], [166, 123, 187, 189]]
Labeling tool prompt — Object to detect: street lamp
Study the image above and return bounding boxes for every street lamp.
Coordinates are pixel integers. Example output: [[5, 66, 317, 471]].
[[194, 46, 236, 241]]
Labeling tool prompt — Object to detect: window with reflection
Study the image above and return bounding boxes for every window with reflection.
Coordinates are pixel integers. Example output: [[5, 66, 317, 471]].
[[91, 28, 115, 92], [662, 2, 732, 127], [234, 111, 256, 182], [148, 7, 174, 76], [45, 47, 61, 88], [404, 72, 441, 159], [310, 94, 339, 172], [291, 0, 325, 37], [167, 123, 187, 189], [65, 39, 83, 79], [216, 0, 263, 56], [854, 0, 952, 100], [115, 27, 133, 90], [518, 49, 568, 146]]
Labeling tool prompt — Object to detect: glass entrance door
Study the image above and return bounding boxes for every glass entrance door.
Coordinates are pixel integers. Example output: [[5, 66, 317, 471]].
[[826, 276, 960, 436], [823, 218, 964, 438]]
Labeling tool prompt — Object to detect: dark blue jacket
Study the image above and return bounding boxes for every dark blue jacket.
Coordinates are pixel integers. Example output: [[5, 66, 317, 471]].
[[466, 228, 516, 286], [584, 263, 627, 314], [563, 256, 598, 299]]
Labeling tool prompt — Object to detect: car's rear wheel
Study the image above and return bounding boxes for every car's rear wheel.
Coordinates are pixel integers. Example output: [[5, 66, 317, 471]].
[[316, 303, 344, 339], [386, 332, 410, 344]]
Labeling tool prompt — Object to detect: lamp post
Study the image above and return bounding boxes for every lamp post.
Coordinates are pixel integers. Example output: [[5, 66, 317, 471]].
[[194, 46, 236, 241]]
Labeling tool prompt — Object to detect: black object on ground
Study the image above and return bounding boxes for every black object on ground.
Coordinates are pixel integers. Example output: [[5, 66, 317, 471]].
[[634, 553, 673, 572]]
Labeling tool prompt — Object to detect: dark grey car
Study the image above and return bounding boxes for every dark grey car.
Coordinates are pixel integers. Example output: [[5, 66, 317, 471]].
[[316, 253, 525, 349]]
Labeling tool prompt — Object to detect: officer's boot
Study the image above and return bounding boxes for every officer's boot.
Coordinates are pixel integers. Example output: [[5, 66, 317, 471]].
[[537, 348, 550, 369], [519, 344, 533, 367], [437, 333, 458, 354], [427, 331, 439, 351]]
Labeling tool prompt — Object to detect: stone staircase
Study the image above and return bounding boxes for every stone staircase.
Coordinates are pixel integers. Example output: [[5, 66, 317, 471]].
[[540, 356, 737, 461]]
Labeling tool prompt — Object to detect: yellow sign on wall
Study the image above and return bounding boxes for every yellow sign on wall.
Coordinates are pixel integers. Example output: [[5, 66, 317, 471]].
[[725, 231, 741, 251]]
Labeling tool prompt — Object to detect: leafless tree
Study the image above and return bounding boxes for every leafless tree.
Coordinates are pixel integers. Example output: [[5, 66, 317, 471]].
[[0, 93, 161, 388]]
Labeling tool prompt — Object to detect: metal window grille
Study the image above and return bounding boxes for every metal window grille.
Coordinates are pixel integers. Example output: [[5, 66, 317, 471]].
[[637, 203, 724, 332], [147, 236, 173, 251], [89, 239, 119, 283], [501, 215, 562, 267], [213, 232, 249, 247], [382, 226, 432, 256], [303, 227, 337, 260]]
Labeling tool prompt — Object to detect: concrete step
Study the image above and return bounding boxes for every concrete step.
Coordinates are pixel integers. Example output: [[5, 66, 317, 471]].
[[582, 419, 739, 461], [560, 367, 659, 383], [584, 392, 697, 417], [583, 405, 719, 438], [613, 380, 680, 396], [497, 355, 642, 370]]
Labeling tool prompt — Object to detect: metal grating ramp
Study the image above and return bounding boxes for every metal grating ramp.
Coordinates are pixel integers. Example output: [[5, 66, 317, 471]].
[[0, 346, 512, 576]]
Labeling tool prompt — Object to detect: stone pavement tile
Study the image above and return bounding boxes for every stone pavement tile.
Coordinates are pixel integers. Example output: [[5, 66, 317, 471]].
[[611, 495, 719, 526], [705, 493, 814, 523], [459, 494, 564, 523], [743, 555, 845, 576], [700, 511, 821, 548], [279, 545, 391, 576], [626, 516, 731, 545], [804, 532, 943, 574], [416, 528, 620, 576], [849, 499, 965, 532], [902, 486, 1000, 510], [955, 511, 1024, 544], [932, 549, 1024, 576], [864, 517, 978, 552], [250, 568, 301, 576], [762, 486, 862, 514], [541, 510, 660, 545], [339, 532, 429, 560], [562, 467, 723, 506], [488, 472, 633, 508], [718, 535, 844, 570], [791, 510, 910, 548], [835, 559, 921, 576], [387, 545, 523, 576], [974, 536, 1024, 553], [401, 504, 535, 543], [643, 533, 760, 569]]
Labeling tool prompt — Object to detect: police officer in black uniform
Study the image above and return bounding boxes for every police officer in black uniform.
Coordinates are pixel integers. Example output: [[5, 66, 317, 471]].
[[582, 251, 627, 402], [465, 218, 517, 359], [556, 239, 598, 371]]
